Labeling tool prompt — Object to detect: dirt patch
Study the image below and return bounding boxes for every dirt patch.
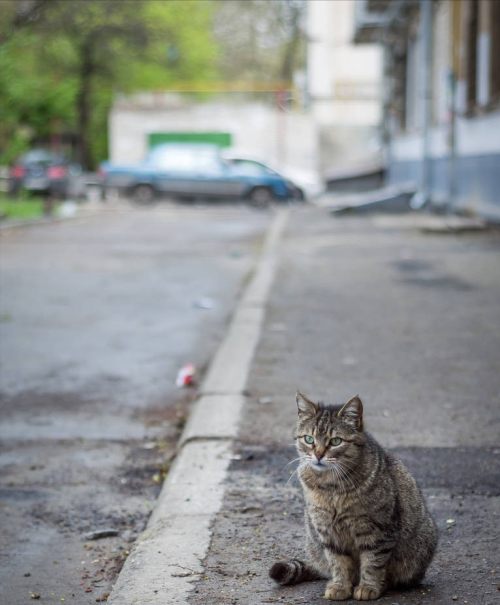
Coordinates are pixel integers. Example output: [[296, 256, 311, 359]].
[[0, 388, 196, 604], [29, 501, 148, 536], [135, 389, 196, 429]]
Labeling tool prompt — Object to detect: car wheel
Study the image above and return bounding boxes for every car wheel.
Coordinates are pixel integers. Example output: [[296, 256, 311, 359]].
[[294, 188, 305, 202], [249, 186, 273, 208], [133, 184, 156, 205]]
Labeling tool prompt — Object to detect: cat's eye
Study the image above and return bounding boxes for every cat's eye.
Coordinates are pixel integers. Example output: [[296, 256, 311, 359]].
[[330, 437, 342, 446], [304, 435, 314, 444]]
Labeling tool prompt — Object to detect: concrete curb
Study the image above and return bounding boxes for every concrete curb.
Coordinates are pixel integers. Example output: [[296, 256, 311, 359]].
[[0, 207, 102, 232], [0, 215, 75, 231], [107, 209, 289, 604]]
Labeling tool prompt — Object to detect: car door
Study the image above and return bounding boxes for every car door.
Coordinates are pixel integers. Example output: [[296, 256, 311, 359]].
[[194, 159, 247, 197], [151, 147, 223, 197], [152, 149, 200, 196]]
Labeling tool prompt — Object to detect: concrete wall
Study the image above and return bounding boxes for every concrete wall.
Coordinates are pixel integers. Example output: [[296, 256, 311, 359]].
[[306, 0, 384, 173]]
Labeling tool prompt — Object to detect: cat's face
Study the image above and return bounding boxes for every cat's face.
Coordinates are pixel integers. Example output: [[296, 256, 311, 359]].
[[295, 391, 364, 481]]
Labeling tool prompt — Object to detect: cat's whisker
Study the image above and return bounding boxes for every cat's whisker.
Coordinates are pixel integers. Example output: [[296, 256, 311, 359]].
[[330, 463, 347, 494], [329, 466, 341, 492], [326, 458, 350, 493], [334, 460, 357, 492], [282, 457, 304, 472], [286, 463, 304, 487]]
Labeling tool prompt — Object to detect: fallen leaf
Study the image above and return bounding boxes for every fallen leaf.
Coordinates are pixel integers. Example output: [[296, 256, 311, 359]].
[[85, 529, 119, 541]]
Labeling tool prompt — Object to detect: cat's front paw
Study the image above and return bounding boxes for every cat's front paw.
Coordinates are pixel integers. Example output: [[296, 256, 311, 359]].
[[324, 582, 352, 600], [353, 584, 383, 600]]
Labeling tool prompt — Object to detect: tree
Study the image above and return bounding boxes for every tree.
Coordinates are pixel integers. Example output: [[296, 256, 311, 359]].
[[1, 0, 217, 168], [212, 0, 306, 85]]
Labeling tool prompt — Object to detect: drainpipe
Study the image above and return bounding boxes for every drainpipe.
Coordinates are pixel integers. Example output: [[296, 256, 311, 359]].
[[447, 0, 463, 213], [380, 0, 410, 188], [410, 0, 433, 210], [447, 69, 457, 214]]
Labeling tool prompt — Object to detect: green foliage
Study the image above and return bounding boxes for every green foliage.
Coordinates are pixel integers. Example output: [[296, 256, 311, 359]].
[[0, 0, 305, 169], [0, 196, 46, 220], [212, 0, 306, 83], [0, 24, 76, 164], [0, 0, 218, 168], [119, 1, 217, 91]]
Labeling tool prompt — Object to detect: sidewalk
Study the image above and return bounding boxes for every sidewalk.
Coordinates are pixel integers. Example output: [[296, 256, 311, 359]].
[[111, 207, 500, 605]]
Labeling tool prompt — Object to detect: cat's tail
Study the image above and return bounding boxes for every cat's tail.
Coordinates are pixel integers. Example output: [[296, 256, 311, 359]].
[[269, 559, 323, 586]]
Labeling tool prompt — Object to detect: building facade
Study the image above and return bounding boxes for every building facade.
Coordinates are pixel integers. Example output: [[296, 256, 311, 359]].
[[307, 0, 384, 178], [355, 0, 500, 220]]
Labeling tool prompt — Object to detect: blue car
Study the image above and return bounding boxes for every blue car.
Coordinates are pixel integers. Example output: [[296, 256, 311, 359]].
[[99, 143, 301, 205]]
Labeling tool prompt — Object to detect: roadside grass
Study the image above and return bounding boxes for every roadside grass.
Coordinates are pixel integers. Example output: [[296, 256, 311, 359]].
[[0, 194, 49, 219]]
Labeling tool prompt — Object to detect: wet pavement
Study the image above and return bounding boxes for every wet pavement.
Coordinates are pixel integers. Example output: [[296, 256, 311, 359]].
[[189, 209, 500, 605], [193, 446, 499, 605], [0, 204, 271, 604], [2, 205, 499, 605]]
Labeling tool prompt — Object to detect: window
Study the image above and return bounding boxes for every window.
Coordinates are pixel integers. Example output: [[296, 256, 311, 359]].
[[229, 160, 275, 177], [405, 34, 421, 131], [466, 0, 478, 110], [489, 0, 500, 103], [465, 0, 499, 112]]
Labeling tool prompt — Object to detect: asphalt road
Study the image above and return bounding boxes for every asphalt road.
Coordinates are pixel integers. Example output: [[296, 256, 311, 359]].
[[0, 203, 271, 604], [191, 209, 500, 605]]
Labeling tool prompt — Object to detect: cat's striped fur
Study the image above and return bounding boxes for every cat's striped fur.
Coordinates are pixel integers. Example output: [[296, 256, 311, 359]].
[[269, 392, 438, 601]]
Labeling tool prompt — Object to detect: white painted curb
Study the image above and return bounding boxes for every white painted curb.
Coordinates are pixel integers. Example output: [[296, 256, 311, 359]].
[[108, 209, 289, 604]]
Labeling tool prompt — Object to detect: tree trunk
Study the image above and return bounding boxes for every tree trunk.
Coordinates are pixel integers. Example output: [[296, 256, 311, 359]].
[[76, 40, 94, 170], [281, 5, 302, 82]]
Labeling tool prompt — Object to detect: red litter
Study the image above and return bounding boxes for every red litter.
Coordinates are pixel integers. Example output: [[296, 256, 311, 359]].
[[176, 363, 195, 387]]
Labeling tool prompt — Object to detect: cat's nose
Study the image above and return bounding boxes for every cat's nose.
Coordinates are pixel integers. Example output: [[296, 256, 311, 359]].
[[314, 447, 326, 461]]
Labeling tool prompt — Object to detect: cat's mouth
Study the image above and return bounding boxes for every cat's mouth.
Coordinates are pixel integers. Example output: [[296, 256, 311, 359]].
[[310, 459, 328, 470]]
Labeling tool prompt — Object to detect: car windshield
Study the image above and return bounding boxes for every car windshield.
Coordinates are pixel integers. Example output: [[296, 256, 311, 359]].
[[146, 145, 222, 173], [20, 150, 62, 163], [229, 159, 276, 176]]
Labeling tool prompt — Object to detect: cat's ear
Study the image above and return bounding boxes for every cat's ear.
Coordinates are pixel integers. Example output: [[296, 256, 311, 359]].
[[338, 395, 363, 430], [296, 391, 318, 417]]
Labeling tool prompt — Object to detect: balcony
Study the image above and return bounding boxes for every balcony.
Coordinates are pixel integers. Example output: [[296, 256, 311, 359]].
[[353, 0, 389, 43], [353, 0, 417, 44]]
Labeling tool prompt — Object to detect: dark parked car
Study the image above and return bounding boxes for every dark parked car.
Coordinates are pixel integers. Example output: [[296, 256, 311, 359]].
[[9, 149, 82, 198], [99, 143, 301, 205]]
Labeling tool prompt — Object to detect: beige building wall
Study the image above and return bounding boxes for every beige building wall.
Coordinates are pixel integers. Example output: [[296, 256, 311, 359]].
[[431, 1, 451, 126], [307, 0, 384, 173]]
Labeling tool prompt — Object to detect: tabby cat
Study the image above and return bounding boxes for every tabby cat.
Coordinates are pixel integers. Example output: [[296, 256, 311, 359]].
[[269, 392, 438, 601]]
